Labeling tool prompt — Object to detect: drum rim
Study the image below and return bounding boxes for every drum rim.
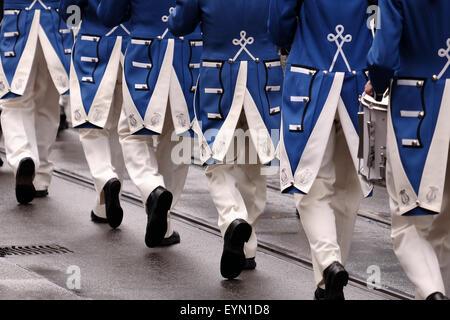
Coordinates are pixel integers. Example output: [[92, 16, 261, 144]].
[[360, 92, 389, 111]]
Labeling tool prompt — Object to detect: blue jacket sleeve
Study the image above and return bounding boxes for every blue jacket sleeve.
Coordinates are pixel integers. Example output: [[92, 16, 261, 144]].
[[367, 0, 403, 97], [168, 0, 201, 37], [97, 0, 131, 28], [268, 0, 302, 49], [59, 0, 87, 22]]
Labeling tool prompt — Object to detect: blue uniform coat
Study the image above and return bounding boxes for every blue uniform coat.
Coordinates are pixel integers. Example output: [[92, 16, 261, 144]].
[[269, 0, 373, 196], [169, 0, 282, 165], [96, 0, 202, 136], [59, 0, 130, 129], [368, 0, 450, 216], [0, 0, 73, 99]]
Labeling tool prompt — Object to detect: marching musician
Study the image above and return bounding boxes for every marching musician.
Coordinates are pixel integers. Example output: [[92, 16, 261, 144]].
[[366, 0, 450, 300], [96, 0, 202, 247], [59, 0, 129, 228], [269, 0, 375, 299], [169, 0, 283, 279], [0, 0, 73, 204]]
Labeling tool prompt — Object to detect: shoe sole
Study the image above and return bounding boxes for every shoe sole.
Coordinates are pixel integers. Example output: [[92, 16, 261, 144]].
[[326, 269, 348, 300], [145, 190, 172, 248], [15, 158, 36, 205], [220, 222, 252, 279], [105, 180, 123, 229]]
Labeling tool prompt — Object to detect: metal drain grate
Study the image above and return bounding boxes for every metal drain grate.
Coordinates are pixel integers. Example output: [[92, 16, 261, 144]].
[[0, 245, 73, 257]]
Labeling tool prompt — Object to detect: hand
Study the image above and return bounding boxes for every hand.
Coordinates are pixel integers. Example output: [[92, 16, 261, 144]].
[[364, 81, 374, 97]]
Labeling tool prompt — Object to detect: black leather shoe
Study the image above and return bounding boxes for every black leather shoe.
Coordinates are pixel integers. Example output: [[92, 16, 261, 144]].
[[314, 287, 326, 300], [220, 219, 252, 280], [145, 186, 173, 248], [426, 292, 449, 300], [15, 157, 36, 205], [35, 189, 48, 198], [243, 257, 257, 270], [323, 261, 349, 300], [91, 211, 108, 224], [155, 231, 181, 247], [0, 157, 3, 167], [103, 178, 123, 229]]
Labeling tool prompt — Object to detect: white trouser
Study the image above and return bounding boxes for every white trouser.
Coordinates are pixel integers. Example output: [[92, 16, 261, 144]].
[[389, 152, 450, 299], [118, 104, 189, 238], [205, 164, 267, 259], [0, 42, 60, 191], [205, 112, 268, 259], [79, 80, 125, 218], [294, 116, 363, 287]]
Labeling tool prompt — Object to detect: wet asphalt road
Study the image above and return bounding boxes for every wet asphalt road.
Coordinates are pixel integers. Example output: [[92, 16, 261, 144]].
[[0, 129, 414, 299]]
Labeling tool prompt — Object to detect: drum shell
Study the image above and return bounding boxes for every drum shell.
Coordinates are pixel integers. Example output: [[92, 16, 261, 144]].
[[359, 100, 388, 183]]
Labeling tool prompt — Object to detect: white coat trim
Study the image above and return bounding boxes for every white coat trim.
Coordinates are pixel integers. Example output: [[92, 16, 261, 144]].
[[143, 39, 175, 134], [69, 51, 88, 127], [132, 61, 152, 69], [205, 88, 223, 94], [10, 10, 40, 96], [87, 36, 123, 128], [26, 0, 50, 10], [436, 39, 450, 80], [243, 87, 276, 164], [270, 106, 281, 114], [291, 96, 310, 103], [131, 39, 152, 46], [400, 110, 424, 118], [279, 115, 296, 191], [202, 61, 222, 68], [337, 97, 373, 197], [122, 67, 145, 133], [81, 56, 99, 63], [168, 65, 191, 135], [191, 73, 213, 164], [81, 35, 100, 42], [190, 40, 203, 47], [0, 55, 11, 98], [134, 84, 149, 90], [208, 113, 223, 120], [4, 10, 20, 15], [417, 79, 450, 212], [386, 92, 418, 216], [212, 61, 248, 162], [232, 31, 256, 62], [401, 139, 421, 147], [38, 24, 70, 94], [290, 66, 317, 75], [292, 72, 345, 194], [327, 25, 352, 73], [397, 79, 424, 87], [289, 124, 302, 132], [4, 32, 19, 37], [265, 61, 281, 68], [265, 85, 280, 92]]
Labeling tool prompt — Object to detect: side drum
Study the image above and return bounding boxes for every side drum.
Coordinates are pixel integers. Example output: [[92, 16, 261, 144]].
[[358, 92, 389, 184]]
